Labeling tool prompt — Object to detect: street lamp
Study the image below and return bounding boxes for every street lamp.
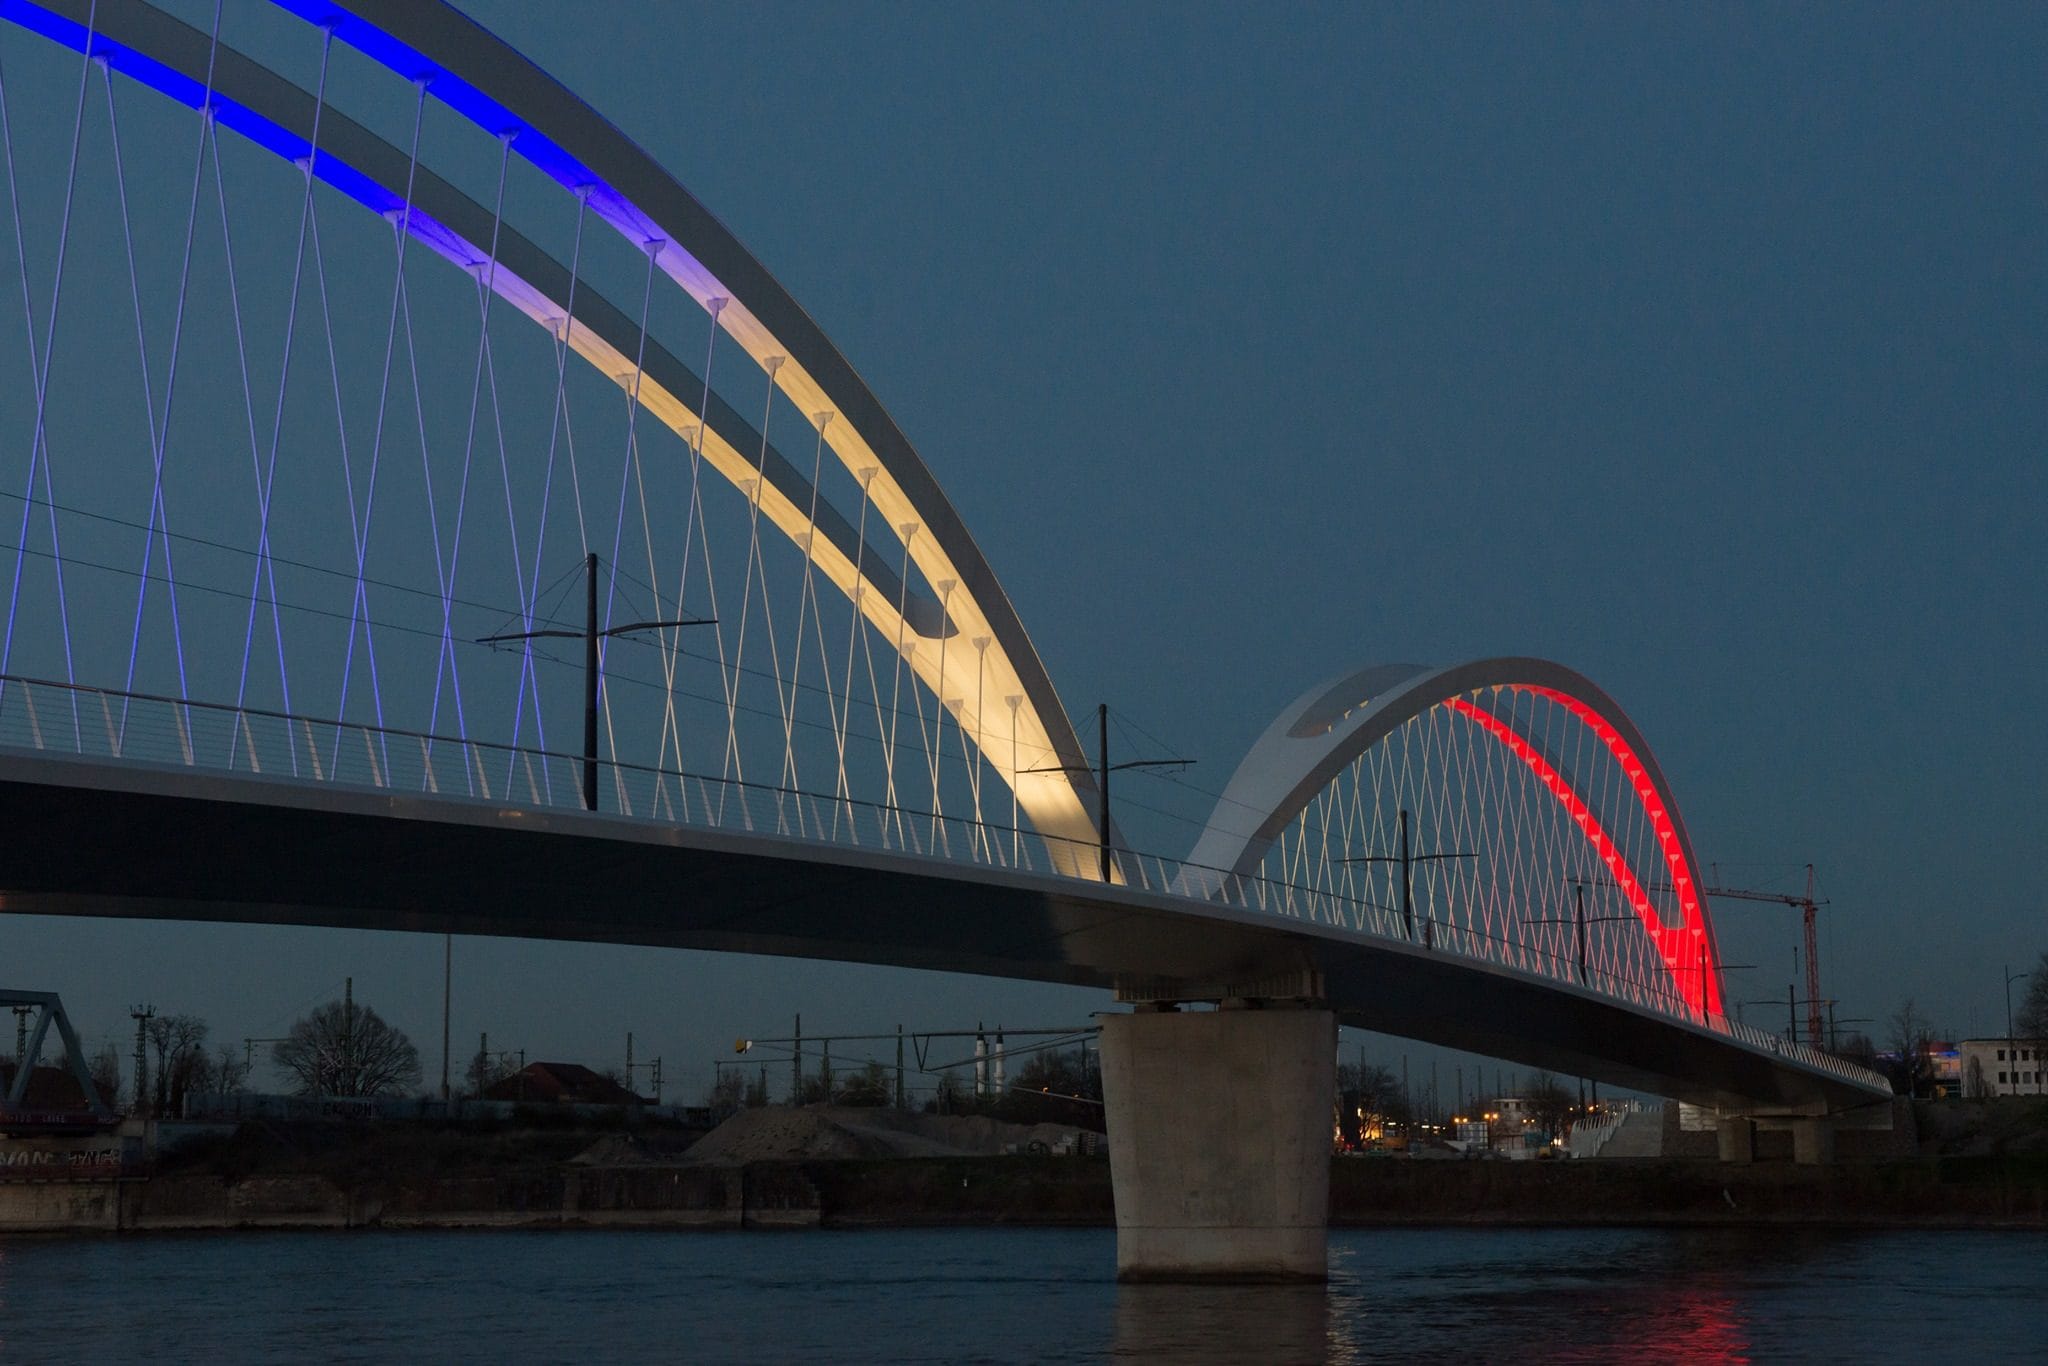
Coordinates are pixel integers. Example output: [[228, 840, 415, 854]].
[[2006, 965, 2034, 1098]]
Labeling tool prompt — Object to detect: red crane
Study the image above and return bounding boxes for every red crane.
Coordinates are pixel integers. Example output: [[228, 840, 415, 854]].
[[1705, 865, 1827, 1049]]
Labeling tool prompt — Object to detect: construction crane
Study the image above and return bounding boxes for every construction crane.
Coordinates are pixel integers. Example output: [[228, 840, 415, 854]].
[[1705, 865, 1828, 1050]]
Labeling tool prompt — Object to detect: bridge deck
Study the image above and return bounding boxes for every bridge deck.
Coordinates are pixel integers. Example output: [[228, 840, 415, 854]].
[[0, 750, 1889, 1115]]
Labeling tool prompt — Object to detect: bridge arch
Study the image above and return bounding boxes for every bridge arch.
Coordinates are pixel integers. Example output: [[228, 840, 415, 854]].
[[274, 0, 1104, 859], [3, 0, 1103, 869], [1186, 658, 1726, 1017]]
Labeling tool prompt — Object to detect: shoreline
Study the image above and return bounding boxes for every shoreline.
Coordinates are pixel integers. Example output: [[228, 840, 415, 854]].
[[3, 1153, 2043, 1235]]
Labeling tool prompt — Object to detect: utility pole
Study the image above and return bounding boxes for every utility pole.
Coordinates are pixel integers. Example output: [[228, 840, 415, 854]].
[[441, 933, 452, 1102], [1827, 1006, 1871, 1058], [1021, 703, 1191, 883], [1526, 882, 1633, 984], [895, 1024, 905, 1110], [11, 1004, 30, 1064], [1098, 707, 1111, 883], [624, 1036, 662, 1103], [477, 552, 713, 812], [1703, 866, 1829, 1047], [129, 1005, 154, 1117], [243, 1036, 288, 1086], [342, 977, 354, 1096], [1343, 809, 1474, 944], [1575, 864, 1830, 1029], [585, 553, 598, 809], [792, 1013, 802, 1104], [2007, 965, 2034, 1098]]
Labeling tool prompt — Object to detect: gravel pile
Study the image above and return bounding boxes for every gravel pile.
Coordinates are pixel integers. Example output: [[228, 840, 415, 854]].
[[681, 1105, 1089, 1164]]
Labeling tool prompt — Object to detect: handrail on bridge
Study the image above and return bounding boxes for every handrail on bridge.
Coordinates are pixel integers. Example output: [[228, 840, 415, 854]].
[[0, 673, 1889, 1095]]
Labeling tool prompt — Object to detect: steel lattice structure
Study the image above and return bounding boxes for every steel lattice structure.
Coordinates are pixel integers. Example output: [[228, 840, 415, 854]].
[[0, 1, 1886, 1102]]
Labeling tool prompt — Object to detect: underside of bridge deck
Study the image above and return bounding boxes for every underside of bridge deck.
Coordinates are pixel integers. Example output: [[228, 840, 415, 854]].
[[0, 753, 1888, 1122]]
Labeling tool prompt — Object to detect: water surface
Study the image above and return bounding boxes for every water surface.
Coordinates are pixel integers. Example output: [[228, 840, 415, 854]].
[[0, 1225, 2037, 1362]]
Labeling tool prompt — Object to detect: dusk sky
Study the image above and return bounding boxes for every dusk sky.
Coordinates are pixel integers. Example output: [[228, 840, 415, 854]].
[[4, 2, 2044, 1099]]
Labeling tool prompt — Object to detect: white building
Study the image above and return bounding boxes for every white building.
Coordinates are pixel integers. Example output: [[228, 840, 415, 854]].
[[1959, 1038, 2047, 1097]]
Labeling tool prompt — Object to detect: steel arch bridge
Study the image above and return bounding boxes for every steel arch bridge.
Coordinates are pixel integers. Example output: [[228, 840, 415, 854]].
[[0, 0, 1884, 1114]]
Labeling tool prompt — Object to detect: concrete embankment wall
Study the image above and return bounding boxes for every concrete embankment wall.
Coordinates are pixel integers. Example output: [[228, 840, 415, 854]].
[[0, 1179, 129, 1231], [0, 1163, 825, 1232], [1326, 1154, 2047, 1227], [5, 1149, 2044, 1233]]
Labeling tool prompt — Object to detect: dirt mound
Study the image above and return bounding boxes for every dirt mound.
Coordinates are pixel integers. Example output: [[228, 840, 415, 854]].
[[682, 1106, 1089, 1164], [570, 1130, 711, 1166]]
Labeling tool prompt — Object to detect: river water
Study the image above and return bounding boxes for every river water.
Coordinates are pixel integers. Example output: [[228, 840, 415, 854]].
[[0, 1225, 2040, 1362]]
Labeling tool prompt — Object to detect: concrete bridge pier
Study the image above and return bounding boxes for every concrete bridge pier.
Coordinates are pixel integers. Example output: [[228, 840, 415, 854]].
[[1717, 1108, 1861, 1164], [1098, 974, 1335, 1283], [1790, 1117, 1836, 1165]]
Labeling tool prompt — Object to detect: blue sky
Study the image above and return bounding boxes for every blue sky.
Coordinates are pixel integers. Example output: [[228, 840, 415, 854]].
[[4, 2, 2044, 1096]]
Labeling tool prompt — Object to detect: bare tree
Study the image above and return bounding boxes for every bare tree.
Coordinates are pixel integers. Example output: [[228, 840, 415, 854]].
[[2019, 951, 2048, 1042], [1016, 1048, 1102, 1102], [1524, 1071, 1576, 1139], [88, 1042, 122, 1110], [465, 1048, 516, 1099], [1335, 1061, 1411, 1144], [273, 998, 421, 1098], [835, 1061, 891, 1107], [926, 1070, 967, 1114], [1356, 1064, 1407, 1123], [192, 1045, 251, 1096], [1831, 1031, 1879, 1069], [1888, 999, 1935, 1098], [704, 1069, 746, 1114], [146, 1014, 209, 1116]]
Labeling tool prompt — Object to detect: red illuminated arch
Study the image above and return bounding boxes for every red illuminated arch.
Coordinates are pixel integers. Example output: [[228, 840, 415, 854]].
[[1185, 659, 1724, 1019], [1445, 693, 1720, 1016]]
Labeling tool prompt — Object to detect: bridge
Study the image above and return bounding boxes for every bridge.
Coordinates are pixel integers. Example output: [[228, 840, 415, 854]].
[[0, 0, 1889, 1280]]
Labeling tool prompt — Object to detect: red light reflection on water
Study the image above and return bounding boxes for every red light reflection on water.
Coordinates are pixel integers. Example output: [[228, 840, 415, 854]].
[[1611, 1278, 1751, 1364]]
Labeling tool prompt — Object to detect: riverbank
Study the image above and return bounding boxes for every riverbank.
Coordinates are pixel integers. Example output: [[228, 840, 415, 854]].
[[5, 1151, 2045, 1234], [5, 1097, 2045, 1234]]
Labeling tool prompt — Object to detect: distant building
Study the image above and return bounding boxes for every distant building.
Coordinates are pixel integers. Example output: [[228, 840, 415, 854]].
[[0, 1062, 113, 1114], [1958, 1039, 2047, 1098], [481, 1062, 648, 1107], [0, 1063, 118, 1136], [1876, 1040, 1964, 1097]]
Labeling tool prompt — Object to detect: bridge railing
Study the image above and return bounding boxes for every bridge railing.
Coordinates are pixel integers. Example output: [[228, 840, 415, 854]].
[[0, 673, 1890, 1094]]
